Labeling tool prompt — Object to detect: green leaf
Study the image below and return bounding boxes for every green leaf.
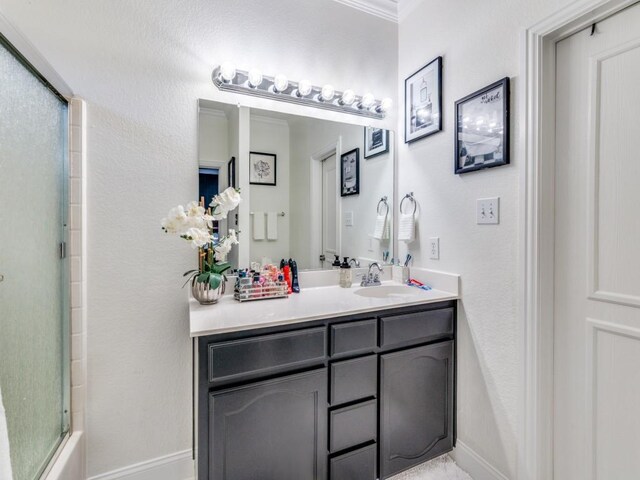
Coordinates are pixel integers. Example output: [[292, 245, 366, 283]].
[[197, 273, 210, 284], [182, 272, 198, 288], [183, 269, 198, 277], [208, 273, 222, 290], [212, 262, 231, 274]]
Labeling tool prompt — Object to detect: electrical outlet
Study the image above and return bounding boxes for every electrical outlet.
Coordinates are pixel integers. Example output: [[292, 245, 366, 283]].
[[344, 211, 354, 227], [477, 197, 500, 224], [429, 237, 440, 260]]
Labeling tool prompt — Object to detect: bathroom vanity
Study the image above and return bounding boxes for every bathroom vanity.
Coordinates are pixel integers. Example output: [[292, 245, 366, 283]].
[[191, 273, 458, 480]]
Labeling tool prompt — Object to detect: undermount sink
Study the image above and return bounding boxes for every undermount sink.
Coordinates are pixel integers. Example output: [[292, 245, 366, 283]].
[[353, 284, 426, 299]]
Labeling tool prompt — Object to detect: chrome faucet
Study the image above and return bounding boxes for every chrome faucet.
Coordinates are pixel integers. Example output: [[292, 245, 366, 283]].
[[349, 258, 360, 268], [361, 262, 383, 287]]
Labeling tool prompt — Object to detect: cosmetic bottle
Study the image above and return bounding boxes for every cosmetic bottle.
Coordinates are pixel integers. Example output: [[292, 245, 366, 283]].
[[283, 265, 293, 294], [288, 259, 300, 293], [332, 255, 341, 269], [339, 257, 352, 288]]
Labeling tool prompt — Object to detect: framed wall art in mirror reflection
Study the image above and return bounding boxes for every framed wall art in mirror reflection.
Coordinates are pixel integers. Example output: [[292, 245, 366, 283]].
[[340, 148, 360, 197], [249, 152, 276, 186], [227, 156, 236, 188], [454, 77, 510, 174], [405, 56, 442, 143], [364, 127, 389, 159]]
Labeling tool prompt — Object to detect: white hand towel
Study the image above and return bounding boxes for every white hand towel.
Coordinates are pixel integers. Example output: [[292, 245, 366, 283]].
[[398, 213, 415, 242], [252, 212, 265, 240], [372, 213, 387, 240], [0, 386, 13, 480], [267, 212, 278, 240]]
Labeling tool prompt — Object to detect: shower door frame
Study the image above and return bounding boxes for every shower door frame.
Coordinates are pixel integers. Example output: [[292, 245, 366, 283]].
[[0, 13, 79, 479]]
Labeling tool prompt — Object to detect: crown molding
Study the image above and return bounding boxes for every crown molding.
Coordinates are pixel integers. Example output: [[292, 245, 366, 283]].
[[332, 0, 399, 22], [397, 0, 423, 21]]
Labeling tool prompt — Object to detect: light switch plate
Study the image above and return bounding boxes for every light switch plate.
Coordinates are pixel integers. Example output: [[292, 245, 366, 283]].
[[344, 211, 354, 227], [477, 197, 500, 224], [429, 237, 440, 260]]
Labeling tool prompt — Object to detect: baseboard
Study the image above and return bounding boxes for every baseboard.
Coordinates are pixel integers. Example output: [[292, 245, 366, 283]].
[[452, 440, 510, 480], [88, 450, 194, 480]]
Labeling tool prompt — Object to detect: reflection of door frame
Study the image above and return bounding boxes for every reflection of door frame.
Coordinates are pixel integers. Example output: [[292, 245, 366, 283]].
[[199, 160, 226, 234], [310, 138, 342, 269], [521, 1, 636, 479]]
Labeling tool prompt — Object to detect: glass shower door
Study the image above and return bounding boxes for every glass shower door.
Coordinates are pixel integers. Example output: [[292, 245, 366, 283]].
[[0, 34, 69, 480]]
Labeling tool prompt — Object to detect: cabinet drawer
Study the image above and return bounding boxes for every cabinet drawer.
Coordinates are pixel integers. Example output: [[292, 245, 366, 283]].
[[330, 355, 377, 405], [208, 327, 326, 382], [329, 399, 377, 452], [330, 319, 377, 357], [380, 308, 454, 348], [330, 443, 376, 480]]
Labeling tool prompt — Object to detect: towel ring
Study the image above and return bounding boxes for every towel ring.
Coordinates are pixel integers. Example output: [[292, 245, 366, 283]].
[[377, 196, 389, 216], [400, 192, 417, 216]]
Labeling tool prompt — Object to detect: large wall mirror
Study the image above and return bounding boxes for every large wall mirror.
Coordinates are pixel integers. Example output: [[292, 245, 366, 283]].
[[198, 99, 395, 271]]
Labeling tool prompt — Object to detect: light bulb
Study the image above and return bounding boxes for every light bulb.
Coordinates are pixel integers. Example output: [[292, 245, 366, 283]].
[[220, 62, 236, 83], [377, 97, 393, 113], [247, 69, 263, 88], [360, 93, 375, 109], [273, 74, 288, 93], [320, 84, 335, 102], [340, 89, 355, 106], [296, 79, 312, 97]]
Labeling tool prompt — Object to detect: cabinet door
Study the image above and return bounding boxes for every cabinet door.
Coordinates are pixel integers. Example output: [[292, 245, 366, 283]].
[[380, 341, 454, 479], [210, 369, 327, 480]]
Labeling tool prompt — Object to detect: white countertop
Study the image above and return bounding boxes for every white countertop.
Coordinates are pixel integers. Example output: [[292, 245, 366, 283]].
[[190, 277, 458, 337]]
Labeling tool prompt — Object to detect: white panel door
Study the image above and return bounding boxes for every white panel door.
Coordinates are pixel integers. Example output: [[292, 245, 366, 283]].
[[554, 3, 640, 479], [322, 153, 338, 268]]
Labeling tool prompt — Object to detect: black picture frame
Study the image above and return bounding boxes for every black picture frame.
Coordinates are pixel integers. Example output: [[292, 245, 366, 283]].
[[340, 148, 360, 197], [227, 156, 236, 188], [454, 77, 510, 175], [364, 127, 389, 159], [404, 56, 443, 143], [249, 152, 277, 186]]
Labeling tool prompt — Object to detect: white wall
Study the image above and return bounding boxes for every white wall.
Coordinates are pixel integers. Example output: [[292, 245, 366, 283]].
[[0, 0, 397, 476], [397, 0, 573, 477], [249, 116, 290, 264]]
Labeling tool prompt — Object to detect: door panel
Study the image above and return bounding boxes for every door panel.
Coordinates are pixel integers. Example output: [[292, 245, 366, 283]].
[[209, 369, 327, 480], [380, 342, 454, 479], [554, 4, 640, 478], [322, 153, 337, 267], [0, 38, 68, 480]]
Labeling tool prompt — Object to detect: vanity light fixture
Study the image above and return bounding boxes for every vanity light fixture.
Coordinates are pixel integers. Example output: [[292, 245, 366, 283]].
[[219, 62, 236, 83], [358, 93, 376, 110], [247, 69, 263, 88], [339, 89, 356, 106], [295, 79, 313, 98], [319, 84, 335, 102], [211, 65, 389, 119]]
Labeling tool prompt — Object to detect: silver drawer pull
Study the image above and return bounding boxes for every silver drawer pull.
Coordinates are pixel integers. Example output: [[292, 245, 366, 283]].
[[0, 274, 4, 282]]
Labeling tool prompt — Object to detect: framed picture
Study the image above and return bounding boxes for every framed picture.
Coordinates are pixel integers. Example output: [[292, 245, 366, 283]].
[[340, 148, 360, 197], [364, 127, 389, 159], [454, 77, 510, 174], [405, 56, 442, 143], [249, 152, 276, 186], [227, 156, 236, 188]]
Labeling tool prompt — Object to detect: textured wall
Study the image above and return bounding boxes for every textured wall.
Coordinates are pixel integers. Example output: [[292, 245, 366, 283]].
[[397, 0, 573, 477], [0, 0, 397, 476]]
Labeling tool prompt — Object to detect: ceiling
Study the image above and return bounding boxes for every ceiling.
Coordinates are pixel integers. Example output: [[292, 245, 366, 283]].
[[331, 0, 422, 23]]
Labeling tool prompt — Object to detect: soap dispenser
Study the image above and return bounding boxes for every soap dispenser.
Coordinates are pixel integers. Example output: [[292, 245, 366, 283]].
[[332, 255, 341, 270], [339, 257, 352, 288]]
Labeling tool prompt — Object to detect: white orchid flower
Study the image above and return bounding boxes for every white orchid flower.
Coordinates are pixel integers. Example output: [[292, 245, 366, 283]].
[[184, 227, 212, 248]]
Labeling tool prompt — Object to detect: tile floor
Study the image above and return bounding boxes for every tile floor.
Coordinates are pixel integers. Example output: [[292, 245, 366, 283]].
[[388, 455, 473, 480]]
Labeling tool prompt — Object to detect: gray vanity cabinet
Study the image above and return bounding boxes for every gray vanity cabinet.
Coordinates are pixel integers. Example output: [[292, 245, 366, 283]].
[[196, 300, 456, 480], [380, 341, 455, 479], [209, 369, 327, 480]]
